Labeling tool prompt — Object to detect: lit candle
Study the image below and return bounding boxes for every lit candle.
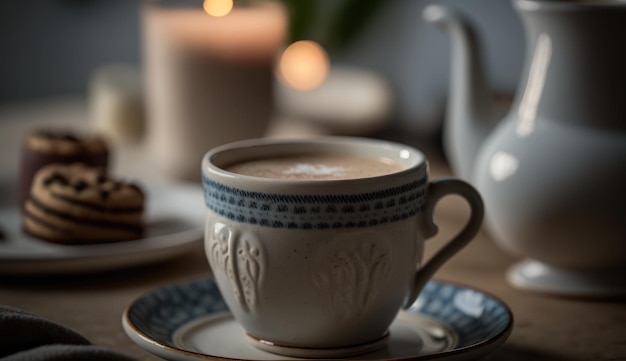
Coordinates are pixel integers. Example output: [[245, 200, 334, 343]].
[[142, 0, 287, 181], [203, 0, 234, 17]]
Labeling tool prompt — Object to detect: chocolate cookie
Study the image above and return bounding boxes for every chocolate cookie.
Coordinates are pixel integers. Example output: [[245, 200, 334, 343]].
[[23, 163, 145, 245], [18, 130, 109, 212]]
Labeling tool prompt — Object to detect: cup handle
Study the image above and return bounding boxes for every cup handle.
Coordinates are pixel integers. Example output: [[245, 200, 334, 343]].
[[403, 178, 484, 308]]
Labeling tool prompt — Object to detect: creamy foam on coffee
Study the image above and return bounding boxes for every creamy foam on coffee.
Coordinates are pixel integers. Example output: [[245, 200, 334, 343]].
[[224, 154, 405, 180]]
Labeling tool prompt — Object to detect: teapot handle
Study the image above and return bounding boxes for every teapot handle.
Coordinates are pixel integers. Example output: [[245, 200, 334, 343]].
[[404, 178, 484, 308]]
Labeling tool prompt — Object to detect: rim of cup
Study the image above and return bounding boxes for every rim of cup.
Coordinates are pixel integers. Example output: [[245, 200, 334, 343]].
[[202, 136, 427, 189]]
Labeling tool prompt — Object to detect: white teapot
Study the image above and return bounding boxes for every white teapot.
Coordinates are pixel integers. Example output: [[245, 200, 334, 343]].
[[423, 0, 626, 296]]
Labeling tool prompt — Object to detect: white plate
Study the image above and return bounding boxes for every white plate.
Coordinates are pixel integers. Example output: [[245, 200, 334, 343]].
[[0, 180, 205, 275], [123, 278, 513, 361]]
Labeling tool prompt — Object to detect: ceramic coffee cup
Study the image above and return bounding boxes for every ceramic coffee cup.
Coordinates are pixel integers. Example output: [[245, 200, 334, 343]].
[[201, 137, 484, 358]]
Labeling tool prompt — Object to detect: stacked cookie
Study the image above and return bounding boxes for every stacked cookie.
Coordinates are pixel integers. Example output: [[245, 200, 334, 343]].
[[23, 164, 144, 244], [19, 130, 145, 245], [18, 130, 109, 211]]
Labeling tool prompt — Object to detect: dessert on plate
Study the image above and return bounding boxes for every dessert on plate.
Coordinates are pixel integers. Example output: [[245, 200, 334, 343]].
[[23, 163, 145, 245], [18, 130, 109, 212]]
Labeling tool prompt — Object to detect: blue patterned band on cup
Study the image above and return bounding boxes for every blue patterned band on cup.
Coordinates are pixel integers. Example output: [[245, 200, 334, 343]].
[[202, 175, 429, 229]]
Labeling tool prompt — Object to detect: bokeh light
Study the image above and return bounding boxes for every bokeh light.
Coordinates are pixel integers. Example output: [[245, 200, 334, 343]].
[[203, 0, 233, 17], [278, 40, 330, 91]]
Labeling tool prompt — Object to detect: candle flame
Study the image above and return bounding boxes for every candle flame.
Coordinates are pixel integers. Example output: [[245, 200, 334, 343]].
[[203, 0, 233, 17], [278, 40, 330, 91]]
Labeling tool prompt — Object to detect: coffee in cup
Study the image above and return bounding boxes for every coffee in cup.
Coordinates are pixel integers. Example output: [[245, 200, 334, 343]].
[[224, 153, 405, 180]]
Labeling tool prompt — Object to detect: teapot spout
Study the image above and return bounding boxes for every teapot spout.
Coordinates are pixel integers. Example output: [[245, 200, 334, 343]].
[[423, 5, 495, 181]]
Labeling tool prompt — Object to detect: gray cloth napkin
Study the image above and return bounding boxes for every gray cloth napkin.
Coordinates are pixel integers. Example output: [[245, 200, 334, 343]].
[[0, 304, 135, 361]]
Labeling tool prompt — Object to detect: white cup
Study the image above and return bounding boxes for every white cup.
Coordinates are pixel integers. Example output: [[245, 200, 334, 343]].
[[201, 137, 484, 358]]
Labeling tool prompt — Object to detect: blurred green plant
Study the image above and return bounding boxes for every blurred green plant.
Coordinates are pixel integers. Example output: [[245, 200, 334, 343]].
[[281, 0, 387, 53]]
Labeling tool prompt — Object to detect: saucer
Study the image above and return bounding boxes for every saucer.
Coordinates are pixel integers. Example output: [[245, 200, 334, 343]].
[[123, 278, 513, 360], [508, 259, 626, 298]]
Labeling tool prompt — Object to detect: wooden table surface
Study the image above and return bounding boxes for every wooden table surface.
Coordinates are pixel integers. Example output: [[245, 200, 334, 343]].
[[0, 98, 624, 361]]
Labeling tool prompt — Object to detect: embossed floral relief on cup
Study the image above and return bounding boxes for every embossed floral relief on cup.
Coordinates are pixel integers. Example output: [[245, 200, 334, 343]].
[[312, 232, 392, 323], [208, 222, 265, 313], [208, 220, 395, 322]]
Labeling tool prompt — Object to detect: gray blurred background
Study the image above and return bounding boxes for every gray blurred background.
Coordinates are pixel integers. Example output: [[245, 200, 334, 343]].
[[0, 0, 141, 102], [0, 0, 524, 135]]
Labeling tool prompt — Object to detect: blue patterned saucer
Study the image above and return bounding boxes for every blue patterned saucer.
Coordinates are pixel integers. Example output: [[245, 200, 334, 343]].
[[123, 278, 512, 361]]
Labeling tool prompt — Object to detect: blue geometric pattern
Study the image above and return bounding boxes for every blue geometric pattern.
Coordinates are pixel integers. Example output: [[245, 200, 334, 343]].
[[202, 175, 429, 229], [407, 281, 513, 349], [126, 278, 228, 347], [126, 278, 512, 351]]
